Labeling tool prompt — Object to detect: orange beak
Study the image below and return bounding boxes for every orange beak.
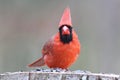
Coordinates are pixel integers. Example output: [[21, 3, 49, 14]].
[[59, 7, 72, 27]]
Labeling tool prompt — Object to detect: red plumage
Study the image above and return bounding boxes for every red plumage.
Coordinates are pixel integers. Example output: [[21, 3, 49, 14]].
[[28, 7, 81, 69]]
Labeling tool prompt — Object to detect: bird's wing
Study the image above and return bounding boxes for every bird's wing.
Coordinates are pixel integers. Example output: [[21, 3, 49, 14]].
[[28, 37, 54, 67], [42, 37, 54, 55]]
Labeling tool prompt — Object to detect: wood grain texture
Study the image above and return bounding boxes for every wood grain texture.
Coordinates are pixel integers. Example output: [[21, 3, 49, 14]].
[[0, 71, 119, 80]]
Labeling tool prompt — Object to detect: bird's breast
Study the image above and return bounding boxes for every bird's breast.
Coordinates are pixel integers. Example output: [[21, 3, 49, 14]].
[[53, 32, 80, 56], [44, 32, 80, 68]]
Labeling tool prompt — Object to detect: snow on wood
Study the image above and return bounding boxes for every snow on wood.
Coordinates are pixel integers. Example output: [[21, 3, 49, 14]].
[[0, 69, 119, 80]]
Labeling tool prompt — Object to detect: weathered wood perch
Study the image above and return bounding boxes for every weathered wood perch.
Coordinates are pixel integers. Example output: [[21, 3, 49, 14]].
[[0, 69, 119, 80]]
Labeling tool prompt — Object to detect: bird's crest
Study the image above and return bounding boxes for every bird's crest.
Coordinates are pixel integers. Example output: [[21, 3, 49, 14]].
[[59, 7, 72, 27]]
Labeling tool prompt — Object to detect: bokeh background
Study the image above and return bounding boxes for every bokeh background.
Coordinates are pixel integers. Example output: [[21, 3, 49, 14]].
[[0, 0, 120, 74]]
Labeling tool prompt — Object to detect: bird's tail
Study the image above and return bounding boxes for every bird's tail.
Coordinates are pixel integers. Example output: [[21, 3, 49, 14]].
[[28, 57, 45, 67]]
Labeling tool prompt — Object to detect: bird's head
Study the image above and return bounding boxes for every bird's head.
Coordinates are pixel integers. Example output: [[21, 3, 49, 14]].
[[59, 7, 73, 44]]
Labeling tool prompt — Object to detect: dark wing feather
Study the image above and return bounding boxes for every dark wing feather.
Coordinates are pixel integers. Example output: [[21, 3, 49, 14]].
[[28, 37, 54, 67], [42, 37, 54, 55]]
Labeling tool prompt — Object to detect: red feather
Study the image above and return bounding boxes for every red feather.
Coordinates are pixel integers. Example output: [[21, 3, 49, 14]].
[[28, 7, 81, 69]]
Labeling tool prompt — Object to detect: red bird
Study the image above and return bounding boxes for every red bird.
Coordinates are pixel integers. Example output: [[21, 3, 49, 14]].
[[28, 7, 81, 69]]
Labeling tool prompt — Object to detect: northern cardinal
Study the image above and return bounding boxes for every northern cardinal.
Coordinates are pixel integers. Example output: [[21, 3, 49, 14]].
[[28, 7, 80, 69]]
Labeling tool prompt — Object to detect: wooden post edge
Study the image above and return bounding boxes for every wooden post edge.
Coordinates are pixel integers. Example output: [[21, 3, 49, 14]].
[[0, 70, 120, 80]]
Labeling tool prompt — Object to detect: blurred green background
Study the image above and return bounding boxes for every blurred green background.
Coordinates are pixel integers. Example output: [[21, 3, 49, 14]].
[[0, 0, 120, 73]]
